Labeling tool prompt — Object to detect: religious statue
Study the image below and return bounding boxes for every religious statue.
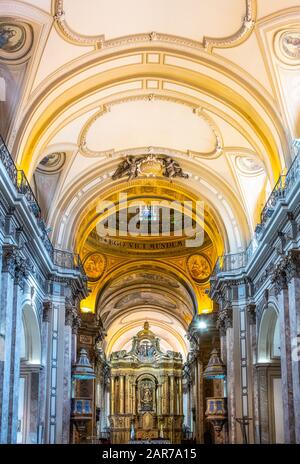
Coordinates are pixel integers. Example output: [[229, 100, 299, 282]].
[[164, 157, 189, 179], [112, 156, 138, 181], [112, 155, 188, 181], [140, 380, 154, 411]]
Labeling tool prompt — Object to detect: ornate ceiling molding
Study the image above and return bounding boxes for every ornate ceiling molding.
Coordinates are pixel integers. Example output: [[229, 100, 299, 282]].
[[52, 0, 257, 53], [203, 0, 257, 52], [78, 94, 223, 159]]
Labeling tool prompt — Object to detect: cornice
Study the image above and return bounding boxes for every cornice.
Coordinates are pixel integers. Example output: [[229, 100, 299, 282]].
[[52, 0, 257, 53]]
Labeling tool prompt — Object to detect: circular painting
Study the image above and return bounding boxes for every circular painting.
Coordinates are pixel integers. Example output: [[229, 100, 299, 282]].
[[275, 30, 300, 64], [281, 31, 300, 60], [38, 153, 66, 173], [187, 254, 211, 283], [235, 155, 264, 176], [84, 253, 105, 281], [0, 20, 33, 60]]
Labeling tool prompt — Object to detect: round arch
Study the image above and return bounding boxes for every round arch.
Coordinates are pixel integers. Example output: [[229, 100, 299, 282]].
[[22, 303, 41, 365], [258, 304, 280, 364]]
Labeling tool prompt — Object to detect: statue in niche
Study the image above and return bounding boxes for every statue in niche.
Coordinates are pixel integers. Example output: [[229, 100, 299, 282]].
[[140, 380, 154, 411]]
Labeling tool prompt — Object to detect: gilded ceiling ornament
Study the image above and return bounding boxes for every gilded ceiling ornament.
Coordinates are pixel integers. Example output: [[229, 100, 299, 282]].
[[52, 0, 256, 52], [112, 155, 188, 181], [83, 253, 105, 281], [187, 254, 211, 283]]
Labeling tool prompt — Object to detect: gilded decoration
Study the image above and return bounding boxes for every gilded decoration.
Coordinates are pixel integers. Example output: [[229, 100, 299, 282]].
[[83, 253, 105, 281], [112, 155, 188, 181], [109, 323, 183, 443], [187, 254, 211, 283]]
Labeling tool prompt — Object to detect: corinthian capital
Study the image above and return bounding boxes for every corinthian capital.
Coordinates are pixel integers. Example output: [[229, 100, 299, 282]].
[[271, 266, 288, 295], [216, 303, 233, 336], [284, 249, 300, 282]]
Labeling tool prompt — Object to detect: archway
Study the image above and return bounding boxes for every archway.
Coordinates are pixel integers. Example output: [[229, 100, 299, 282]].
[[257, 305, 284, 443], [17, 304, 42, 444]]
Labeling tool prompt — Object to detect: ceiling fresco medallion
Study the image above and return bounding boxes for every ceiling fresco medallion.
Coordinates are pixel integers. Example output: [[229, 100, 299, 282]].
[[275, 30, 300, 65], [281, 31, 300, 60], [0, 20, 33, 60], [187, 254, 211, 283], [235, 155, 264, 176], [37, 153, 66, 173], [83, 253, 106, 281]]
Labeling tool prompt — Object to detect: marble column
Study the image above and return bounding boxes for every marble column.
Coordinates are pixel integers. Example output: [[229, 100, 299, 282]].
[[169, 374, 174, 415], [62, 299, 74, 444], [7, 276, 24, 443], [132, 381, 136, 415], [0, 247, 26, 444], [277, 284, 295, 443], [178, 377, 183, 416], [285, 251, 300, 443], [0, 248, 15, 443], [119, 375, 125, 414], [110, 376, 115, 415], [38, 301, 52, 444]]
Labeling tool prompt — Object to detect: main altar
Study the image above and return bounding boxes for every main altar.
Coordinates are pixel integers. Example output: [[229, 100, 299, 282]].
[[109, 322, 183, 444]]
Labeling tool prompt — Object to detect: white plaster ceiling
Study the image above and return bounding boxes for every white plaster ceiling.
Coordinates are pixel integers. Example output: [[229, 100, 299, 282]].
[[85, 100, 216, 154], [63, 0, 245, 41]]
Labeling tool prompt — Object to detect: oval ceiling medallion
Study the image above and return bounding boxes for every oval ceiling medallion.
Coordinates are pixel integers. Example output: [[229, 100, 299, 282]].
[[235, 155, 264, 176], [83, 253, 106, 281], [275, 30, 300, 65], [187, 254, 211, 283], [0, 20, 33, 61], [37, 153, 66, 173]]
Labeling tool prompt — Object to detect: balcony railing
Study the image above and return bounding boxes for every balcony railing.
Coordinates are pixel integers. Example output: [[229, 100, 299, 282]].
[[0, 136, 84, 273], [213, 142, 300, 277]]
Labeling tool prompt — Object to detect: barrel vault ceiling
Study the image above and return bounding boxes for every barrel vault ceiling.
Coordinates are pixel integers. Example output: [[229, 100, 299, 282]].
[[1, 0, 300, 353]]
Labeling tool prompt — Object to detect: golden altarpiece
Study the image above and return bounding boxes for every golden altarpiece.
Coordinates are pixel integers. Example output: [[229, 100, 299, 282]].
[[109, 323, 183, 443]]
